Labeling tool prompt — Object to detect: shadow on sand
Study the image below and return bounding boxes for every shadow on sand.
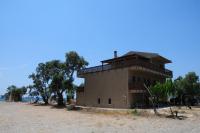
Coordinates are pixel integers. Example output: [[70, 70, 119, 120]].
[[50, 105, 66, 109], [191, 106, 200, 109], [31, 103, 83, 111], [31, 103, 49, 106], [166, 115, 188, 120]]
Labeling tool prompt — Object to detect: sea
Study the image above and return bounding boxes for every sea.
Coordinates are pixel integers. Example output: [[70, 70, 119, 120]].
[[22, 97, 43, 103], [0, 96, 42, 103], [0, 97, 5, 101], [0, 96, 68, 103]]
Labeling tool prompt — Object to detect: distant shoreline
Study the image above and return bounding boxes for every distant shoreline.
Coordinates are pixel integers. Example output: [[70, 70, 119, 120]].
[[0, 99, 5, 102]]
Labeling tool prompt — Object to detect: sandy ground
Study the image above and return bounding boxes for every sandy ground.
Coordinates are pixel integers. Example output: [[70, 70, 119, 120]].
[[0, 102, 200, 133]]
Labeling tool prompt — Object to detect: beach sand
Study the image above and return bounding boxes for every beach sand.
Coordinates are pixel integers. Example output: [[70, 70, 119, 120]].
[[0, 102, 200, 133]]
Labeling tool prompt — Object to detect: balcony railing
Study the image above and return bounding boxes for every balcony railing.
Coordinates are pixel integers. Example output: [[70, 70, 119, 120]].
[[78, 59, 173, 77], [128, 83, 147, 93], [112, 59, 172, 77], [77, 87, 84, 92], [78, 65, 112, 76], [129, 83, 145, 90], [165, 69, 173, 77]]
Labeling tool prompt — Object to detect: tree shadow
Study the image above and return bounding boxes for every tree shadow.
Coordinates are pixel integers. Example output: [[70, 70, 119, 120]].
[[50, 104, 83, 111], [29, 102, 83, 111], [191, 106, 200, 109], [166, 115, 188, 120], [31, 103, 49, 106], [66, 105, 83, 111], [50, 105, 66, 109], [71, 106, 83, 111]]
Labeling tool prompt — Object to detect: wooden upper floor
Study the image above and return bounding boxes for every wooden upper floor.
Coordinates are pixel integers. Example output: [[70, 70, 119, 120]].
[[78, 51, 173, 78]]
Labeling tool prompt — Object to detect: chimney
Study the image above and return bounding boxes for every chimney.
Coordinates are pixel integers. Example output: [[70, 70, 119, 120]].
[[114, 51, 118, 58]]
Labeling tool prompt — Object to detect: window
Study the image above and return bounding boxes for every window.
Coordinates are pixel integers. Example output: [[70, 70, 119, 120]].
[[98, 98, 101, 104], [132, 76, 136, 83], [147, 79, 151, 86], [142, 77, 146, 83], [137, 77, 141, 82], [153, 80, 156, 85], [144, 78, 147, 85], [108, 98, 112, 104]]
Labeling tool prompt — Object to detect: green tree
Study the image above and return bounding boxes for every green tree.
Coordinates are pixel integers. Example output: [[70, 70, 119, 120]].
[[65, 51, 88, 102], [49, 51, 88, 106], [29, 63, 51, 104], [173, 76, 185, 104], [5, 85, 27, 102], [47, 60, 68, 106], [29, 51, 88, 106], [183, 72, 200, 96], [174, 72, 200, 105], [174, 76, 184, 96], [150, 79, 174, 104], [66, 84, 77, 102]]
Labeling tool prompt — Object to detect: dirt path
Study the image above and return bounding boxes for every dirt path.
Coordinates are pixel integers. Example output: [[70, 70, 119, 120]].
[[0, 102, 200, 133]]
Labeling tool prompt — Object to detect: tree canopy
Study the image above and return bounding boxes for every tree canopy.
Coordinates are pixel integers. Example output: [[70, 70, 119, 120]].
[[28, 51, 88, 106], [4, 85, 27, 102], [150, 72, 200, 106], [29, 62, 52, 104], [150, 79, 174, 103]]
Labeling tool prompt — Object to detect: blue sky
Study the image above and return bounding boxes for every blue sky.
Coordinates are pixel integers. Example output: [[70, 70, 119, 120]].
[[0, 0, 200, 95]]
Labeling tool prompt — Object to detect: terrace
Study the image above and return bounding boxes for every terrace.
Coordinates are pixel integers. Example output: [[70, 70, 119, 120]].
[[78, 58, 172, 78]]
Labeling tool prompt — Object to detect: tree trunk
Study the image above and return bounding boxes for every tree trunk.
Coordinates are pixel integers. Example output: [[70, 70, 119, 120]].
[[44, 99, 48, 105], [42, 96, 48, 105], [57, 93, 64, 106], [67, 97, 70, 104]]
